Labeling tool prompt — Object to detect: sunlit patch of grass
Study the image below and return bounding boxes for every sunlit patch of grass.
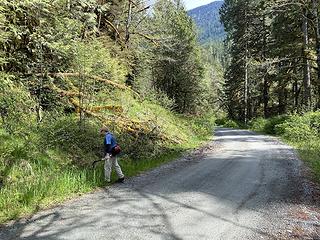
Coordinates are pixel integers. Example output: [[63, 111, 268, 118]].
[[290, 140, 320, 183], [0, 166, 106, 223]]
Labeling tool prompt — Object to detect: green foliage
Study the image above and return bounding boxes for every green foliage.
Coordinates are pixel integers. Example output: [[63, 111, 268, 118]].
[[298, 140, 320, 182], [215, 117, 227, 126], [250, 112, 320, 139], [223, 119, 239, 128], [188, 114, 216, 136], [69, 40, 127, 81], [39, 116, 101, 165], [249, 117, 268, 132], [143, 88, 176, 111], [148, 0, 205, 113], [250, 115, 288, 134], [275, 113, 320, 141], [0, 74, 36, 133], [0, 98, 215, 223]]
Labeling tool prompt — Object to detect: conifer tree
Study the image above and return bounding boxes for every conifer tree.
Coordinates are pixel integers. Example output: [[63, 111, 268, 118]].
[[149, 0, 204, 113]]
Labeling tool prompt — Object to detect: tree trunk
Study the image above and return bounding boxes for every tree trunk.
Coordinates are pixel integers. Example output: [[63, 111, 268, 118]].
[[278, 77, 286, 114], [244, 9, 249, 124], [293, 79, 299, 109], [263, 77, 269, 117], [262, 12, 269, 118], [302, 7, 312, 110], [313, 0, 320, 108], [244, 44, 248, 124], [125, 0, 133, 44]]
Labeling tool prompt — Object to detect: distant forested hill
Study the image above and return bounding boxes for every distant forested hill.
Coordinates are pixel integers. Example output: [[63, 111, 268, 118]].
[[188, 1, 225, 43]]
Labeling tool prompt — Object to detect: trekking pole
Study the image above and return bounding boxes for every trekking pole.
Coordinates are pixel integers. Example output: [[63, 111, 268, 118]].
[[91, 159, 104, 168]]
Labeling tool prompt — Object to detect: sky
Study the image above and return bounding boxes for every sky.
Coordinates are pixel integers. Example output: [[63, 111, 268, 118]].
[[183, 0, 218, 10], [147, 0, 218, 10]]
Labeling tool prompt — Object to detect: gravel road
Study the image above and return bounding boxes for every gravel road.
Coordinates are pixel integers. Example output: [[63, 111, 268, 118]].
[[1, 128, 319, 240]]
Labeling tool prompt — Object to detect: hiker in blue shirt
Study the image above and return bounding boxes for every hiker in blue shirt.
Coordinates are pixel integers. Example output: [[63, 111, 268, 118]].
[[100, 127, 125, 183]]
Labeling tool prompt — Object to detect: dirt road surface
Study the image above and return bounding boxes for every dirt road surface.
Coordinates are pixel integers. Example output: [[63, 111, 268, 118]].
[[1, 128, 319, 240]]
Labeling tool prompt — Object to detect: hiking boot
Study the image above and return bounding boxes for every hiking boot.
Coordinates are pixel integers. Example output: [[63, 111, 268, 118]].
[[115, 177, 125, 183]]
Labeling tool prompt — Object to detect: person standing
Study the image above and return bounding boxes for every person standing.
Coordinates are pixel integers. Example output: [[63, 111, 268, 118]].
[[100, 127, 125, 183]]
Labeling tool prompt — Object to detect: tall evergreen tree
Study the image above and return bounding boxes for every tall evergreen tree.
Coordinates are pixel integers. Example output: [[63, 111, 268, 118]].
[[149, 0, 204, 113]]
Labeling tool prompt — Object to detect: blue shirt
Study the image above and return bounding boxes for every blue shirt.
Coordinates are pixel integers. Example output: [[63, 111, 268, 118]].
[[104, 132, 117, 154]]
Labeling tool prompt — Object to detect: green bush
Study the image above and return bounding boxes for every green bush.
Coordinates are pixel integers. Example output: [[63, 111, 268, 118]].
[[0, 74, 36, 133], [298, 140, 320, 182], [249, 117, 268, 132], [263, 115, 288, 134], [39, 115, 102, 166], [276, 121, 316, 141], [189, 114, 216, 136], [249, 115, 288, 134], [275, 113, 320, 141], [306, 111, 320, 134], [215, 117, 227, 126], [224, 119, 239, 128]]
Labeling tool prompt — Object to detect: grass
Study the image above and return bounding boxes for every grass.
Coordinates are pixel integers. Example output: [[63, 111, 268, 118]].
[[0, 97, 214, 224], [287, 140, 320, 182]]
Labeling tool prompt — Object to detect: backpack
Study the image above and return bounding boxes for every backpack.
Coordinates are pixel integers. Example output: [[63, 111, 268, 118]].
[[112, 145, 121, 156]]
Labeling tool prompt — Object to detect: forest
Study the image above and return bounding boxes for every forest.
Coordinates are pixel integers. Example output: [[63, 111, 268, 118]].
[[221, 0, 320, 122], [1, 0, 320, 227]]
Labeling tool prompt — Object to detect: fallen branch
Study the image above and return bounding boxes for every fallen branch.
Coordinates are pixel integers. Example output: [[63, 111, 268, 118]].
[[69, 97, 181, 144], [45, 72, 140, 98], [105, 19, 121, 38], [49, 82, 181, 145], [132, 32, 160, 46], [49, 83, 85, 98], [89, 105, 124, 113]]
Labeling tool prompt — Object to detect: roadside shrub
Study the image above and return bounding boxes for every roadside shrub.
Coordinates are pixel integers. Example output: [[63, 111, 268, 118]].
[[249, 115, 288, 134], [224, 119, 239, 128], [275, 113, 319, 141], [0, 130, 36, 186], [215, 117, 227, 126], [250, 117, 268, 132], [276, 122, 316, 141], [306, 111, 320, 134], [263, 115, 288, 134], [189, 114, 216, 136], [0, 74, 36, 133], [38, 115, 102, 166]]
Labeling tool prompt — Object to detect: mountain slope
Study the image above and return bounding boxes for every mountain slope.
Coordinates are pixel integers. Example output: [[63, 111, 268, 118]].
[[188, 1, 225, 43]]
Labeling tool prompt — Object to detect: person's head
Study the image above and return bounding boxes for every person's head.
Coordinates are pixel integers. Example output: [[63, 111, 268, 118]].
[[99, 127, 109, 136]]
